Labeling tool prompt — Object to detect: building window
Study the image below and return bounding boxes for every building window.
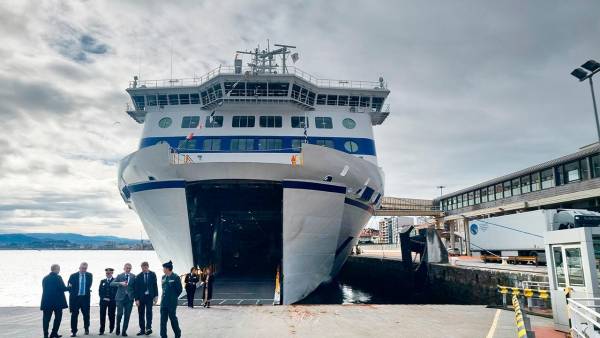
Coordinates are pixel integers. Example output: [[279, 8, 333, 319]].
[[462, 193, 468, 207], [158, 117, 172, 128], [344, 140, 359, 153], [541, 169, 554, 189], [474, 190, 481, 204], [181, 116, 200, 128], [592, 155, 600, 178], [315, 117, 333, 129], [230, 138, 254, 151], [521, 175, 531, 194], [488, 186, 495, 201], [531, 172, 541, 191], [203, 138, 221, 151], [168, 94, 179, 105], [503, 181, 512, 198], [178, 139, 196, 150], [494, 184, 503, 200], [564, 161, 581, 183], [511, 178, 521, 196], [258, 138, 283, 151], [315, 139, 335, 148], [457, 194, 463, 208], [466, 191, 473, 206], [291, 116, 309, 128], [581, 159, 590, 180], [205, 116, 223, 128], [232, 116, 255, 128], [342, 118, 356, 129], [481, 188, 488, 203], [259, 116, 282, 128]]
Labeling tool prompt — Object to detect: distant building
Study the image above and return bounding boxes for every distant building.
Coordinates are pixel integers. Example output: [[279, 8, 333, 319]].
[[358, 228, 380, 244], [378, 216, 414, 244]]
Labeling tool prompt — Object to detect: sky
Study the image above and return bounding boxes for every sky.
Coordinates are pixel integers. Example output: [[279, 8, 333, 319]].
[[1, 0, 600, 238]]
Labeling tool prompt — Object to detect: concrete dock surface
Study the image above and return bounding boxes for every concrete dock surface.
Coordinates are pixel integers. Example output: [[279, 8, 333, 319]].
[[0, 305, 562, 338]]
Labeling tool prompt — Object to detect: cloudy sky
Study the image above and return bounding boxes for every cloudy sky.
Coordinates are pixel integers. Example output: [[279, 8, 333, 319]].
[[1, 0, 600, 238]]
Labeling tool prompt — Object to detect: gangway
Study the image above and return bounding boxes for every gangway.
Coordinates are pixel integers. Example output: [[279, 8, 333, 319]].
[[375, 196, 443, 217]]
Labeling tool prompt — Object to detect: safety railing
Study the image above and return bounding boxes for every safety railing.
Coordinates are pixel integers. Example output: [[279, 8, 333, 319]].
[[129, 65, 383, 90], [497, 285, 551, 318], [567, 298, 600, 337]]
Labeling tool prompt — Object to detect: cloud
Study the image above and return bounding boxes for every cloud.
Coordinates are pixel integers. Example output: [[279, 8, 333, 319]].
[[46, 21, 110, 63]]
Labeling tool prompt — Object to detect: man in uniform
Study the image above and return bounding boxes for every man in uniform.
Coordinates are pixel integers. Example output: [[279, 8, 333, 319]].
[[134, 261, 158, 336], [98, 268, 117, 335], [160, 261, 182, 338], [67, 262, 92, 337], [111, 263, 136, 336]]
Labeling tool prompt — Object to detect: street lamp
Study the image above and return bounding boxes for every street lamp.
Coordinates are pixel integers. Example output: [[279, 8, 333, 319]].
[[571, 59, 600, 144], [436, 185, 445, 211]]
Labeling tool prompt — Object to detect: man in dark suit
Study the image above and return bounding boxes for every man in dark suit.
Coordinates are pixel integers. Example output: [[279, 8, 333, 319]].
[[67, 262, 92, 337], [98, 268, 117, 335], [41, 264, 68, 338], [134, 261, 158, 336], [111, 263, 136, 336]]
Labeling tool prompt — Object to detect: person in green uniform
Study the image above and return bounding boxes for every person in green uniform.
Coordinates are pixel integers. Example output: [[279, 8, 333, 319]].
[[160, 261, 182, 338]]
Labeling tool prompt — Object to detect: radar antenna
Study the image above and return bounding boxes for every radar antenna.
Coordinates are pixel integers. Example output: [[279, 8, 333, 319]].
[[236, 42, 297, 75]]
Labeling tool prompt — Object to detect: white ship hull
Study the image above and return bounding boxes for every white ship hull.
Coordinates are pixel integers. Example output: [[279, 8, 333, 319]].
[[119, 143, 382, 304]]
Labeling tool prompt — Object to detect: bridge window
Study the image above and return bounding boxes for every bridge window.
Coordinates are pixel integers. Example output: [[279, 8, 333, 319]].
[[132, 95, 145, 109], [512, 178, 521, 196], [342, 118, 356, 129], [259, 116, 282, 128], [179, 94, 190, 105], [372, 97, 384, 111], [178, 139, 197, 150], [203, 138, 221, 151], [592, 155, 600, 178], [190, 93, 200, 104], [315, 117, 333, 129], [291, 84, 301, 100], [531, 172, 541, 191], [349, 96, 360, 107], [315, 139, 334, 148], [158, 117, 172, 128], [521, 175, 531, 193], [480, 188, 488, 203], [230, 138, 254, 151], [268, 82, 289, 97], [564, 161, 581, 183], [232, 116, 255, 128], [300, 88, 308, 102], [181, 116, 200, 128], [214, 84, 223, 98], [157, 95, 168, 106], [224, 82, 245, 96], [360, 96, 370, 107], [207, 87, 216, 101], [201, 91, 208, 104], [258, 138, 283, 151], [307, 92, 316, 105], [291, 116, 309, 128], [205, 115, 223, 128], [147, 95, 157, 106], [246, 82, 267, 96], [541, 168, 554, 189], [316, 94, 326, 105], [168, 94, 179, 105], [344, 140, 359, 153], [327, 95, 337, 106], [338, 96, 348, 106]]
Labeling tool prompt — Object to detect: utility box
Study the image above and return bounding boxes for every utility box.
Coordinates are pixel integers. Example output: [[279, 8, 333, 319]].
[[544, 227, 600, 332]]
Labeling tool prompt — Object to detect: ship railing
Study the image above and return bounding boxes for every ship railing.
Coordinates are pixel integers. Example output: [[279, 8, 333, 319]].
[[567, 298, 600, 337], [129, 65, 383, 90]]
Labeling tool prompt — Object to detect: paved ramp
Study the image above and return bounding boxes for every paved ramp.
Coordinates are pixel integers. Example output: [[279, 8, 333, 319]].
[[179, 276, 275, 306]]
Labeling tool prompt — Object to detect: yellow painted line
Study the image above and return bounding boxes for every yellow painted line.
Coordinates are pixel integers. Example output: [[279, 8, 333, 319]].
[[486, 309, 502, 338]]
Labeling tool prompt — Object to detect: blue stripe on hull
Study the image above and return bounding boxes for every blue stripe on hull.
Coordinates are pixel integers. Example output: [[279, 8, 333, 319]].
[[283, 180, 346, 194], [139, 135, 376, 156], [128, 180, 186, 193]]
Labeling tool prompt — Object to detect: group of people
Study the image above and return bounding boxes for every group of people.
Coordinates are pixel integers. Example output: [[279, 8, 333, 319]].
[[183, 267, 214, 308], [40, 260, 193, 338]]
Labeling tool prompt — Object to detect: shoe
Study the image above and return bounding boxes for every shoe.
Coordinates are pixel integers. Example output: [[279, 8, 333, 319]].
[[137, 331, 145, 336], [84, 329, 89, 335], [116, 330, 120, 336], [70, 334, 76, 338], [122, 333, 128, 337], [99, 333, 104, 336], [145, 329, 152, 335], [110, 329, 114, 334]]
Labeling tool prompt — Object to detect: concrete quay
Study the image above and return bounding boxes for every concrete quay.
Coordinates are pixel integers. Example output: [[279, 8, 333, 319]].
[[0, 305, 558, 338]]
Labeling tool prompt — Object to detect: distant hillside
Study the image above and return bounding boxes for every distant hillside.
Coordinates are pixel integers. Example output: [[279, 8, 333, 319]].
[[0, 233, 147, 249]]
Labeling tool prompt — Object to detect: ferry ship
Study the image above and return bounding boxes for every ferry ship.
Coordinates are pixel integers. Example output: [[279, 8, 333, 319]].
[[118, 44, 390, 304]]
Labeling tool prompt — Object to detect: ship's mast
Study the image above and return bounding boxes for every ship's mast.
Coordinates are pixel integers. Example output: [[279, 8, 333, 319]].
[[236, 43, 297, 75]]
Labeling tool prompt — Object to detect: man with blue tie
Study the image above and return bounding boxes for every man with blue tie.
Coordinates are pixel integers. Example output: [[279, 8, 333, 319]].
[[134, 261, 158, 336], [112, 263, 136, 336], [67, 262, 93, 337]]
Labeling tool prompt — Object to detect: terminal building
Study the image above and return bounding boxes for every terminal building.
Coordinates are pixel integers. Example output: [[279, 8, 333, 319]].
[[432, 143, 600, 254]]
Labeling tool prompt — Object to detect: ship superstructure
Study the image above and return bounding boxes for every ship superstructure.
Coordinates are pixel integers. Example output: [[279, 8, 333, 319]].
[[118, 44, 390, 304]]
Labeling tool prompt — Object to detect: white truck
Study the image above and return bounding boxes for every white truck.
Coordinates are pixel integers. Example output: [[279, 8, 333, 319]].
[[468, 209, 600, 262]]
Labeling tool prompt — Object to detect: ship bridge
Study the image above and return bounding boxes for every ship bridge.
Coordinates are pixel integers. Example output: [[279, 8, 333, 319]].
[[125, 44, 390, 125]]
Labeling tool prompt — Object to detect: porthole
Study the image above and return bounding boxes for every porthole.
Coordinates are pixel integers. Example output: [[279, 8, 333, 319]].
[[158, 117, 172, 128], [342, 118, 356, 129], [344, 140, 359, 153]]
